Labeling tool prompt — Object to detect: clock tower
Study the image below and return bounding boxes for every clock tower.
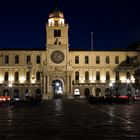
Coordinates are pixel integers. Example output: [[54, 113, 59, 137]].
[[46, 9, 69, 65], [45, 7, 71, 99]]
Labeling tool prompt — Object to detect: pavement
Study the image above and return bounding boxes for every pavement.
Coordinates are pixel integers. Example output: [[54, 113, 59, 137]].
[[0, 99, 140, 140]]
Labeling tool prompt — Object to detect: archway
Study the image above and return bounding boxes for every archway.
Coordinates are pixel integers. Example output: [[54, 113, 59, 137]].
[[52, 79, 63, 99], [84, 88, 90, 99], [105, 88, 111, 96], [13, 89, 19, 98], [95, 88, 101, 97]]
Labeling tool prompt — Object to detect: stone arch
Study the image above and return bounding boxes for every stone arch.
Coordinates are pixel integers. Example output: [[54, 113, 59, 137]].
[[105, 88, 111, 96], [95, 88, 101, 96]]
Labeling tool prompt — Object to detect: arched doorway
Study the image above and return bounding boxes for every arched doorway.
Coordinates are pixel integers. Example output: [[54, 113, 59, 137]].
[[105, 88, 111, 96], [52, 79, 63, 99], [95, 88, 101, 97], [13, 89, 19, 98], [84, 88, 90, 99]]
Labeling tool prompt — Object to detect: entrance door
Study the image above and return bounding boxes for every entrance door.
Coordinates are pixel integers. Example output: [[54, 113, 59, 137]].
[[52, 79, 63, 99]]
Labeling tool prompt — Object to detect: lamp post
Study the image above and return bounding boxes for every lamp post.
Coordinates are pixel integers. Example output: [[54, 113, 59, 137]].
[[26, 62, 32, 97], [126, 79, 131, 96], [8, 82, 13, 99], [109, 82, 113, 96]]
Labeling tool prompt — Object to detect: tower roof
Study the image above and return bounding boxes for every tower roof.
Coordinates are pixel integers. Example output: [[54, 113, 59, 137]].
[[49, 0, 64, 19], [49, 10, 64, 18]]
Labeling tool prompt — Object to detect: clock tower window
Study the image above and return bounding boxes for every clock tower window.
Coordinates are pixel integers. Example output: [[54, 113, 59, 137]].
[[54, 29, 61, 37]]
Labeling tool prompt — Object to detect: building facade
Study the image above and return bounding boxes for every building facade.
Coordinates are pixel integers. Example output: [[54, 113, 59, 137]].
[[0, 9, 140, 99]]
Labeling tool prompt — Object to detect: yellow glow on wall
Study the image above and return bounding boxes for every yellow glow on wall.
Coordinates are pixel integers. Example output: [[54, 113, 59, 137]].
[[101, 76, 105, 83], [9, 76, 14, 82], [0, 76, 3, 83], [48, 18, 65, 26], [131, 75, 135, 83], [19, 76, 26, 83], [120, 76, 126, 83], [31, 75, 36, 83]]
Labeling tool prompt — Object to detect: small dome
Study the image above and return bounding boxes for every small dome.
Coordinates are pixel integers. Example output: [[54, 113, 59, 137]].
[[49, 10, 64, 19]]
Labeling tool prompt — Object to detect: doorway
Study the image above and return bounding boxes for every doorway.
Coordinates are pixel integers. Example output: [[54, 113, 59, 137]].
[[52, 79, 63, 99]]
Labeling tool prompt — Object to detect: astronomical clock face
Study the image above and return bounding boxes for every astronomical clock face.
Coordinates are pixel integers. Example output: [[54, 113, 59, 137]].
[[51, 50, 65, 64]]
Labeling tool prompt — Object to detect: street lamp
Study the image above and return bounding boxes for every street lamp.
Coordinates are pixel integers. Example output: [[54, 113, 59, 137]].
[[26, 62, 32, 97], [8, 82, 13, 99], [109, 82, 113, 96]]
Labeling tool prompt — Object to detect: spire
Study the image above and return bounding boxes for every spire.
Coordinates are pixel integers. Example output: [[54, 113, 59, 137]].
[[54, 0, 59, 11]]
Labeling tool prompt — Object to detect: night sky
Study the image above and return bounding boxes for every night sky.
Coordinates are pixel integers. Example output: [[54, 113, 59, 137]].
[[0, 0, 140, 50]]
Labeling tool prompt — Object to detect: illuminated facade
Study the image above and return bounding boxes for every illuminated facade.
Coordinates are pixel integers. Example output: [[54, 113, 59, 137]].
[[0, 9, 140, 99]]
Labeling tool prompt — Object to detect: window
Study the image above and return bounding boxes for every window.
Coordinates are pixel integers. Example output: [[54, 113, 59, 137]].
[[126, 72, 130, 79], [106, 56, 110, 64], [26, 55, 31, 64], [26, 72, 30, 81], [85, 56, 89, 64], [75, 71, 79, 80], [54, 29, 61, 37], [106, 71, 110, 81], [15, 55, 19, 64], [96, 56, 100, 64], [115, 56, 119, 64], [58, 30, 61, 37], [5, 55, 9, 64], [85, 71, 89, 81], [96, 71, 100, 81], [15, 72, 19, 81], [75, 56, 79, 64], [36, 71, 41, 81], [36, 55, 41, 64], [116, 71, 119, 81], [54, 29, 57, 37], [126, 56, 131, 64], [4, 72, 8, 81]]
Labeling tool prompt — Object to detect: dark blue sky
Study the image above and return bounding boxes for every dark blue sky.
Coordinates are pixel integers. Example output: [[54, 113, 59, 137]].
[[0, 0, 140, 50]]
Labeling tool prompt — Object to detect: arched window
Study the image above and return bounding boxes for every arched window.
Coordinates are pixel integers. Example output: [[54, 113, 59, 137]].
[[15, 55, 19, 64], [26, 72, 30, 81], [4, 72, 8, 81], [36, 55, 41, 64], [75, 56, 79, 64], [106, 71, 110, 81], [106, 56, 110, 64], [96, 71, 100, 81], [58, 30, 61, 37], [26, 55, 31, 64], [126, 72, 130, 79], [85, 71, 89, 81], [85, 56, 89, 64], [5, 55, 9, 64], [36, 71, 41, 81], [116, 71, 119, 81], [54, 29, 57, 37], [54, 29, 61, 37], [75, 71, 79, 80], [115, 56, 119, 64], [15, 72, 19, 81], [96, 56, 100, 64]]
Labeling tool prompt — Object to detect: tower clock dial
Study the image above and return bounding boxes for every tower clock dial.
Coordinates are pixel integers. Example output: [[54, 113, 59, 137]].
[[51, 50, 65, 64]]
